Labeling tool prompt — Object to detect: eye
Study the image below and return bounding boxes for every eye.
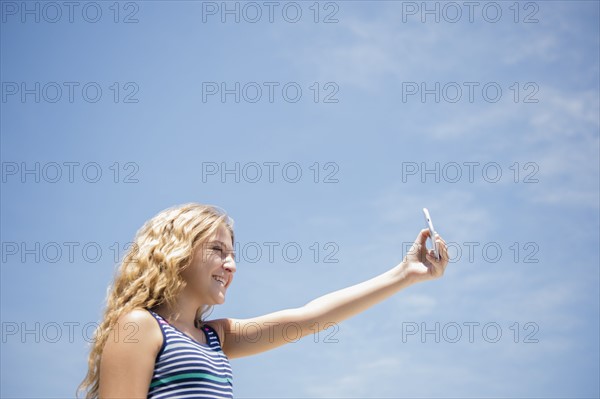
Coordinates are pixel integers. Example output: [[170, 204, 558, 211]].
[[210, 244, 235, 261]]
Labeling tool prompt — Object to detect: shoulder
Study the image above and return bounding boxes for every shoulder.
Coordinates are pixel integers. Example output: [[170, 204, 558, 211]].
[[118, 307, 159, 326], [118, 308, 162, 334], [99, 308, 162, 396], [106, 308, 163, 354]]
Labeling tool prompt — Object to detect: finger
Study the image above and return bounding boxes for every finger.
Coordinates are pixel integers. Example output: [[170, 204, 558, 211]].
[[439, 239, 449, 262], [417, 228, 430, 247], [434, 235, 447, 253], [434, 233, 446, 246], [425, 251, 439, 265], [435, 235, 446, 249], [425, 251, 433, 262], [435, 234, 446, 245]]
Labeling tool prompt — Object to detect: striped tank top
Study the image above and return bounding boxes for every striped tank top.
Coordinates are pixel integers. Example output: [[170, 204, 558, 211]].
[[146, 309, 234, 399]]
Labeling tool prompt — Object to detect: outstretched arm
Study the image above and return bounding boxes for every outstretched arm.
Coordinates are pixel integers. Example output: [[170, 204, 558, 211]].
[[213, 228, 449, 359]]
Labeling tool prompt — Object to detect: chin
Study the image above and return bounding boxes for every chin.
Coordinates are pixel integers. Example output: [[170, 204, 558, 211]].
[[213, 295, 226, 305]]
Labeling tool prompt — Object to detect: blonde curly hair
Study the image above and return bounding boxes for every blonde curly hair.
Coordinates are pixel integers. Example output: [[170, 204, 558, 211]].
[[77, 203, 235, 399]]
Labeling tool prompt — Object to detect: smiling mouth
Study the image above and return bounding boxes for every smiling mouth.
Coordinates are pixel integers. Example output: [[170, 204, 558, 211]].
[[212, 275, 227, 286]]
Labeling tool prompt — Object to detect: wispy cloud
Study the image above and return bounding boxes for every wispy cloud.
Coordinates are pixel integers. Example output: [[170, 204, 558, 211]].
[[371, 187, 494, 244]]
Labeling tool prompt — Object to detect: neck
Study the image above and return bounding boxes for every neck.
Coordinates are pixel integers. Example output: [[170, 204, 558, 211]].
[[153, 294, 205, 328]]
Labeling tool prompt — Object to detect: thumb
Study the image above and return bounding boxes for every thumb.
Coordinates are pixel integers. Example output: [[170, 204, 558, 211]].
[[417, 228, 430, 247]]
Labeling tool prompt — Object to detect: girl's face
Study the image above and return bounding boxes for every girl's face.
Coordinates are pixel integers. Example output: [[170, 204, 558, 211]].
[[182, 224, 236, 305]]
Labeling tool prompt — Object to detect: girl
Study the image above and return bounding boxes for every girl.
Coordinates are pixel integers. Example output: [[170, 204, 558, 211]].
[[78, 203, 449, 398]]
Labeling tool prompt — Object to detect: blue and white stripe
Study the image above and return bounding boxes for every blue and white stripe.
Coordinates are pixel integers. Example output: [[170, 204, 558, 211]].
[[147, 309, 233, 399]]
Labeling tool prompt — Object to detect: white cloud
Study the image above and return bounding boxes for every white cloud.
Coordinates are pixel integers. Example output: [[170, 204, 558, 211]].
[[425, 85, 599, 208], [399, 293, 438, 316], [281, 3, 588, 91], [304, 355, 405, 397], [371, 187, 494, 244]]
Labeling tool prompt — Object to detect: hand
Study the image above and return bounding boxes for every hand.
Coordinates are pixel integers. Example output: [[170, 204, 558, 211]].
[[402, 228, 449, 282]]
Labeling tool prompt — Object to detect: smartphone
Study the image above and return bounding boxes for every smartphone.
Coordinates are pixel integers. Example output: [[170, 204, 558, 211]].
[[422, 208, 440, 260]]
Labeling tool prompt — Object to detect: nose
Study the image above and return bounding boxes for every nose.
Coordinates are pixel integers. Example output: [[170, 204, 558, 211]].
[[223, 254, 236, 274]]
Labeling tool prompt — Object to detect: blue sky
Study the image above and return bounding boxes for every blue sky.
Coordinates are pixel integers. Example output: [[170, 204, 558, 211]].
[[1, 1, 599, 398]]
